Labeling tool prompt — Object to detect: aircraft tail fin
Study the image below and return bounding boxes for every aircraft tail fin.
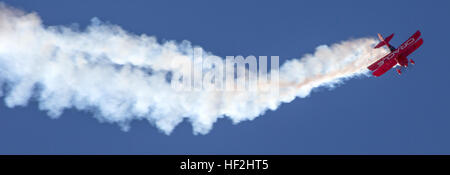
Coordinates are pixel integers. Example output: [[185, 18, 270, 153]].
[[374, 33, 394, 49]]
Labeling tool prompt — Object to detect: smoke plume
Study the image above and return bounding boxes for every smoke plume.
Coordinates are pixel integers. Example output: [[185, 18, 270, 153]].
[[0, 4, 388, 134]]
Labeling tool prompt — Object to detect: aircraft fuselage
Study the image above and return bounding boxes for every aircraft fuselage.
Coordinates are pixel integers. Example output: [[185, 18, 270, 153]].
[[387, 44, 409, 67]]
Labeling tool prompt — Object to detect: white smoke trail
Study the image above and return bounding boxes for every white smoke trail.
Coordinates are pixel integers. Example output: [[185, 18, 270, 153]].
[[0, 4, 388, 134]]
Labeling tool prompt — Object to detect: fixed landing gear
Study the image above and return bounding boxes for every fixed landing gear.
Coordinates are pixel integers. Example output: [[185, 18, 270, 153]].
[[396, 68, 402, 75]]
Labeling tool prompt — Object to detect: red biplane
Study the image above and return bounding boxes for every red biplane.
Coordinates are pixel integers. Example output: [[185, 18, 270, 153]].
[[368, 30, 423, 77]]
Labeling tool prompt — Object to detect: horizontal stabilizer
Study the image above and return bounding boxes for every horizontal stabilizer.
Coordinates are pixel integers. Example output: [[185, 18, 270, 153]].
[[374, 41, 386, 49], [374, 33, 394, 49], [384, 33, 394, 43]]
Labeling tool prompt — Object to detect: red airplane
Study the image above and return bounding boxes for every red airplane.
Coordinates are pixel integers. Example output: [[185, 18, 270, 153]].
[[368, 30, 423, 77]]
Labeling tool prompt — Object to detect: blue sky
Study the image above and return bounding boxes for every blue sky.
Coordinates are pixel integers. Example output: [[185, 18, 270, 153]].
[[0, 0, 449, 154]]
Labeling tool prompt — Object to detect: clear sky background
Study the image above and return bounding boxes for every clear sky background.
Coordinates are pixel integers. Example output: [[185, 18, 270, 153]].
[[0, 0, 449, 154]]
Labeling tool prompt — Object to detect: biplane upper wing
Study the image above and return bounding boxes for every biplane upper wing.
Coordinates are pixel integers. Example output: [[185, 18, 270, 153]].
[[396, 30, 422, 56], [400, 38, 423, 57], [371, 52, 398, 77], [399, 30, 421, 49], [368, 53, 389, 71]]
